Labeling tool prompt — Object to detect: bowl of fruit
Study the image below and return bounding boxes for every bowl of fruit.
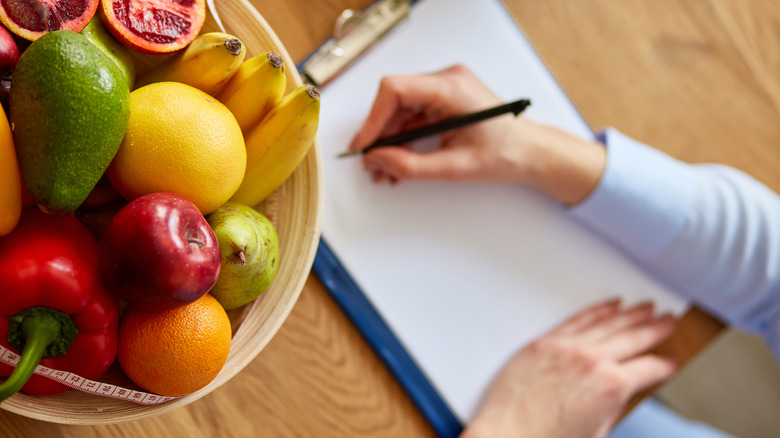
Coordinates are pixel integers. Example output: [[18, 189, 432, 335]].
[[0, 0, 322, 424]]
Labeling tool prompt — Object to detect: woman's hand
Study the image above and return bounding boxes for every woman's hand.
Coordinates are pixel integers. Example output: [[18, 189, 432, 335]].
[[461, 299, 677, 438], [348, 64, 608, 204]]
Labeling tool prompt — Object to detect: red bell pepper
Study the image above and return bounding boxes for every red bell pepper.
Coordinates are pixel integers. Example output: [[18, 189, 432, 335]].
[[0, 208, 119, 400]]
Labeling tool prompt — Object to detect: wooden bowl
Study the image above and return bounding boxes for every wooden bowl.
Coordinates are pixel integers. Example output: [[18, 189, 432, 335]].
[[0, 0, 322, 424]]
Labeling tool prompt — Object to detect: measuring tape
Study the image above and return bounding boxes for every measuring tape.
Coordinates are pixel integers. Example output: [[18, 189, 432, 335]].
[[0, 344, 176, 405]]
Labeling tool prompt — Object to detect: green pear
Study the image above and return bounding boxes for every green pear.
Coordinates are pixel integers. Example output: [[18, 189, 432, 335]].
[[206, 202, 280, 310], [80, 16, 136, 87]]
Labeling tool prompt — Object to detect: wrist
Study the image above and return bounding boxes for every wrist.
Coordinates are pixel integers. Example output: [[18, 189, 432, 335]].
[[459, 417, 515, 438], [461, 413, 548, 438], [516, 122, 607, 205]]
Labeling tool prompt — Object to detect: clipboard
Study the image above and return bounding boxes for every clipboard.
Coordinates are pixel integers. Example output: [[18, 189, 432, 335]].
[[302, 1, 688, 436], [299, 0, 414, 88]]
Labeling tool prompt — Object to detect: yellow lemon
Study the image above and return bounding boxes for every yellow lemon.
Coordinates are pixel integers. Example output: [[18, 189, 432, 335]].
[[108, 82, 246, 215]]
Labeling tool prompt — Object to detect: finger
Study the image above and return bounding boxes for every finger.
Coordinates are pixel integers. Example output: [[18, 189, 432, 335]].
[[377, 108, 427, 141], [550, 298, 622, 336], [363, 146, 478, 181], [621, 354, 677, 394], [400, 111, 437, 133], [371, 170, 388, 184], [364, 161, 394, 185], [584, 301, 656, 341], [601, 314, 676, 361], [348, 74, 451, 152]]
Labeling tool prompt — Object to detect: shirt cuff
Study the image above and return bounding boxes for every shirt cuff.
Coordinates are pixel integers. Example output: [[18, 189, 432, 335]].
[[569, 128, 697, 259]]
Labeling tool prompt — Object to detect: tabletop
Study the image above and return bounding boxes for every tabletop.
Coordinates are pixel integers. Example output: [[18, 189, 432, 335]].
[[4, 0, 780, 436]]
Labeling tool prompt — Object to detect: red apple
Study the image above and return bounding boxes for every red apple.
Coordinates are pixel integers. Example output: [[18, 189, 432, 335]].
[[99, 192, 221, 311], [0, 25, 18, 75]]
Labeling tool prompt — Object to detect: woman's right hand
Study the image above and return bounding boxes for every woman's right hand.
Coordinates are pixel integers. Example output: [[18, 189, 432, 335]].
[[347, 64, 608, 205]]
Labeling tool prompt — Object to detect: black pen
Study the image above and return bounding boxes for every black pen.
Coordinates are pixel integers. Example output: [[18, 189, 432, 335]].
[[337, 98, 532, 158]]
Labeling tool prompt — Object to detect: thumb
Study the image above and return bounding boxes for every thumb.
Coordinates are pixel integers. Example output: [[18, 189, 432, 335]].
[[349, 74, 454, 153], [364, 147, 476, 181]]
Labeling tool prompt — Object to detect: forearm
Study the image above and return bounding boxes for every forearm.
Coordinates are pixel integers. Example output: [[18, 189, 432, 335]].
[[568, 129, 780, 359]]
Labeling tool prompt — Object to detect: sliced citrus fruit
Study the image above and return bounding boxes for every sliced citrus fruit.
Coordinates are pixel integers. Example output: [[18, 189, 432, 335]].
[[100, 0, 206, 54], [0, 0, 98, 41]]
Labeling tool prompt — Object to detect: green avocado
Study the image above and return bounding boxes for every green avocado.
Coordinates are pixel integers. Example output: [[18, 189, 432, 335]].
[[10, 30, 130, 215]]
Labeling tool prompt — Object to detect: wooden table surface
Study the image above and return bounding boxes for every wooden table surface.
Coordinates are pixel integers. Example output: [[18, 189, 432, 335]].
[[6, 0, 780, 436]]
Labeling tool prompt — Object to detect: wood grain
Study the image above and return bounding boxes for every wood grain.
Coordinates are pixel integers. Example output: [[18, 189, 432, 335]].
[[5, 0, 779, 435], [503, 0, 780, 191]]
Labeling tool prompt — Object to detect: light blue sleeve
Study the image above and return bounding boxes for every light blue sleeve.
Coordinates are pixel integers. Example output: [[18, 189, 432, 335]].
[[569, 129, 780, 362]]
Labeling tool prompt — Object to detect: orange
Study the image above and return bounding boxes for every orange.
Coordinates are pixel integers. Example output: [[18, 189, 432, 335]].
[[107, 82, 246, 215], [117, 294, 232, 397]]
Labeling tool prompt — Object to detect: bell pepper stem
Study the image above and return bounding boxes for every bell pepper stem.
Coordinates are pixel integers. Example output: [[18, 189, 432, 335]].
[[0, 312, 63, 402]]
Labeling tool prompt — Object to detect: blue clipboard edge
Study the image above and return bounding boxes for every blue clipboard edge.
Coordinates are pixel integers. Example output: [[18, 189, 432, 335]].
[[312, 236, 464, 438]]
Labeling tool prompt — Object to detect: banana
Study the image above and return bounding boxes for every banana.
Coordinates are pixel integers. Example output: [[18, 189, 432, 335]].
[[134, 32, 246, 95], [216, 52, 287, 134], [230, 84, 320, 206]]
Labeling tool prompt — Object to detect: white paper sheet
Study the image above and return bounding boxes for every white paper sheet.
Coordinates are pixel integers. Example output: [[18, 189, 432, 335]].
[[317, 0, 688, 422]]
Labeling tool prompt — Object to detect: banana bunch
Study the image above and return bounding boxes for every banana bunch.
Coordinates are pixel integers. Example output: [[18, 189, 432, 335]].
[[230, 84, 320, 207], [133, 33, 319, 208], [216, 52, 287, 133], [134, 32, 246, 95]]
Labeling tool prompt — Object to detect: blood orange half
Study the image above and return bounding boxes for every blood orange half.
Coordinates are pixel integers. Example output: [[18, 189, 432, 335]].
[[0, 0, 98, 41], [100, 0, 206, 54]]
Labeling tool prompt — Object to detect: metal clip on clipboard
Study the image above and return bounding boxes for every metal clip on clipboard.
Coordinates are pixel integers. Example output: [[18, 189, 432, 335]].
[[299, 0, 411, 87]]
